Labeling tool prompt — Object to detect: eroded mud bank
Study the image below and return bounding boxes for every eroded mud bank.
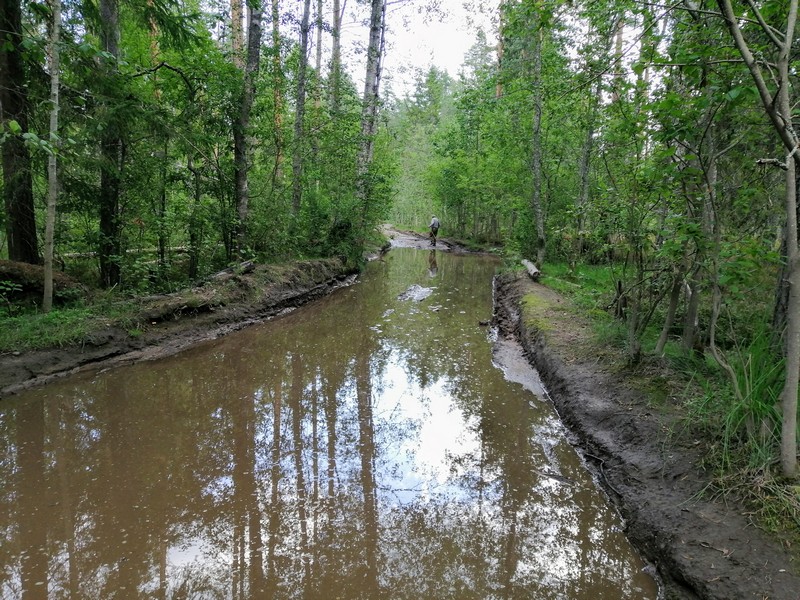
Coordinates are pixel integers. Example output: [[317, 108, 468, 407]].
[[493, 271, 800, 600], [0, 258, 356, 398]]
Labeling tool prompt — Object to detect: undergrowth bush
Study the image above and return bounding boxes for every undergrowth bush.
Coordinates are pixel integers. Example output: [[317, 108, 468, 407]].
[[543, 260, 799, 539]]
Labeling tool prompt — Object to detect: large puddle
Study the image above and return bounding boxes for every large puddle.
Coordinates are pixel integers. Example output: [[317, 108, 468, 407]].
[[0, 248, 658, 599]]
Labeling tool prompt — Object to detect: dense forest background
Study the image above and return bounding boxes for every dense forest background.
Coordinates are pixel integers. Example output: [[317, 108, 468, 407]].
[[1, 0, 798, 483]]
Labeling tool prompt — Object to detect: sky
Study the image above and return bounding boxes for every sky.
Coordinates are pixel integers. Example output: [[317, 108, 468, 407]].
[[340, 0, 499, 98]]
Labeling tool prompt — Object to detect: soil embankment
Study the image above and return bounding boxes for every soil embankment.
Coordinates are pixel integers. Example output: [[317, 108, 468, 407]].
[[494, 271, 800, 600], [0, 258, 357, 398]]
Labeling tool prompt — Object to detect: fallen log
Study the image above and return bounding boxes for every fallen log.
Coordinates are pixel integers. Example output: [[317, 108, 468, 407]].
[[209, 261, 256, 281], [521, 259, 540, 281]]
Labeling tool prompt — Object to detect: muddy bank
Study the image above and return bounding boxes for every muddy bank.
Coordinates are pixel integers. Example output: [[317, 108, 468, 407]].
[[493, 272, 799, 600], [0, 258, 357, 398]]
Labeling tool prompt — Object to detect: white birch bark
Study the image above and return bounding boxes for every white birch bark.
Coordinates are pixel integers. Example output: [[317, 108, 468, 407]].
[[291, 0, 313, 216], [355, 0, 386, 231]]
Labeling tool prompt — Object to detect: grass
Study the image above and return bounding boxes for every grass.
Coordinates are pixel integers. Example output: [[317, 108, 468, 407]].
[[0, 298, 139, 352], [0, 257, 351, 354]]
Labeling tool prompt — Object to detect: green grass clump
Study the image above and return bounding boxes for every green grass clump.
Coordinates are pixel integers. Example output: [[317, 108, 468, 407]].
[[0, 307, 98, 352], [0, 296, 141, 353]]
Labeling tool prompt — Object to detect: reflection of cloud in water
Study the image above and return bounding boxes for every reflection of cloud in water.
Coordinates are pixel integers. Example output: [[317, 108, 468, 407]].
[[378, 361, 480, 503]]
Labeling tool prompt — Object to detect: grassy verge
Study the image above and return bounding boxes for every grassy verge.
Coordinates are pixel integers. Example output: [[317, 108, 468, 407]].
[[0, 257, 352, 355], [531, 260, 800, 546], [0, 299, 140, 352]]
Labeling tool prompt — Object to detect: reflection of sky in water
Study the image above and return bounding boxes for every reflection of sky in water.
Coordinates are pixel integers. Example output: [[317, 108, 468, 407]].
[[0, 249, 657, 599], [378, 363, 479, 502]]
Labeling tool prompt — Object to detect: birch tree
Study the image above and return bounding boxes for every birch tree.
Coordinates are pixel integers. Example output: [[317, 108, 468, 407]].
[[715, 0, 798, 477], [292, 0, 313, 216], [43, 0, 62, 313], [355, 0, 387, 232]]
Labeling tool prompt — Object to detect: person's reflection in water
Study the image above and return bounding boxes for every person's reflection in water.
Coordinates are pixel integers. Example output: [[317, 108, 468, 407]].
[[428, 250, 438, 278]]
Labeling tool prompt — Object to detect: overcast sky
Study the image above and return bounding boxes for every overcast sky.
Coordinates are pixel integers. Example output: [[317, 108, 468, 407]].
[[339, 0, 499, 98]]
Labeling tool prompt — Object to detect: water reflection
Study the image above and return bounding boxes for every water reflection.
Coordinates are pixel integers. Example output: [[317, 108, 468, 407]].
[[0, 249, 657, 599]]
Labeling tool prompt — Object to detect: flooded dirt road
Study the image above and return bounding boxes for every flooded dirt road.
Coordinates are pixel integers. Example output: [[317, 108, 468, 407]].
[[1, 248, 658, 599]]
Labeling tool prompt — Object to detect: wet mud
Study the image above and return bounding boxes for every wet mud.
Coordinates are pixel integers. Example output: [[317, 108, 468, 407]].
[[493, 272, 800, 600]]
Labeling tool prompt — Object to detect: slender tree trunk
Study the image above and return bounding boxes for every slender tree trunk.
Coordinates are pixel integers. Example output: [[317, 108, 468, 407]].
[[157, 140, 169, 273], [529, 23, 545, 265], [270, 0, 285, 188], [292, 0, 313, 217], [186, 154, 202, 279], [99, 0, 123, 288], [575, 79, 598, 257], [43, 0, 62, 312], [233, 5, 264, 254], [654, 268, 686, 355], [330, 0, 343, 115], [717, 0, 799, 476], [311, 0, 323, 195], [355, 0, 387, 235], [231, 0, 244, 67], [681, 265, 702, 353], [0, 0, 39, 264], [780, 157, 800, 477]]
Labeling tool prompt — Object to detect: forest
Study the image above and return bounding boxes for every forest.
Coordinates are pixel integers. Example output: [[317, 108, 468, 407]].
[[1, 0, 798, 531]]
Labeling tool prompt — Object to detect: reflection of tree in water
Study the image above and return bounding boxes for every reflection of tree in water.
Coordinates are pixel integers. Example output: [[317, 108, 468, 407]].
[[0, 249, 654, 599]]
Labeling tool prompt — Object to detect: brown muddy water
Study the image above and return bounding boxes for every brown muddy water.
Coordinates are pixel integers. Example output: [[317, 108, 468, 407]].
[[1, 248, 658, 599]]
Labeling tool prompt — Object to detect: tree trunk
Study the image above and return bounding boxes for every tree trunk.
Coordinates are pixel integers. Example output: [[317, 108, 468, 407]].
[[43, 0, 62, 313], [575, 80, 597, 257], [233, 4, 264, 254], [99, 0, 123, 288], [270, 0, 285, 188], [291, 0, 313, 217], [529, 23, 545, 266], [717, 0, 799, 476], [231, 0, 244, 68], [311, 0, 323, 195], [780, 156, 800, 477], [654, 269, 685, 356], [330, 0, 343, 115], [355, 0, 387, 234], [0, 0, 39, 264], [186, 154, 202, 280]]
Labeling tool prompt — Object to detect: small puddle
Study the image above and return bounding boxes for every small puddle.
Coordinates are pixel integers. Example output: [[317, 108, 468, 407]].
[[0, 248, 658, 599]]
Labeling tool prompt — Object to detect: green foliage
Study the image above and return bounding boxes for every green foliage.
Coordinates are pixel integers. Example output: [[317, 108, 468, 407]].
[[0, 280, 23, 316]]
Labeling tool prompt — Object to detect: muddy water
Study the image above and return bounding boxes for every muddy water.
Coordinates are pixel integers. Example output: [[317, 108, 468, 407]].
[[0, 249, 658, 599]]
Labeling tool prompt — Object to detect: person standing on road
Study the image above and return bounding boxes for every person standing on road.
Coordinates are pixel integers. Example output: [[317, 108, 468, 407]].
[[429, 215, 440, 246]]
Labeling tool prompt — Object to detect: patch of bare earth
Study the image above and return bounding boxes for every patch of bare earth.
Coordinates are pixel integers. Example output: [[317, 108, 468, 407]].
[[0, 258, 356, 398], [494, 271, 799, 600]]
